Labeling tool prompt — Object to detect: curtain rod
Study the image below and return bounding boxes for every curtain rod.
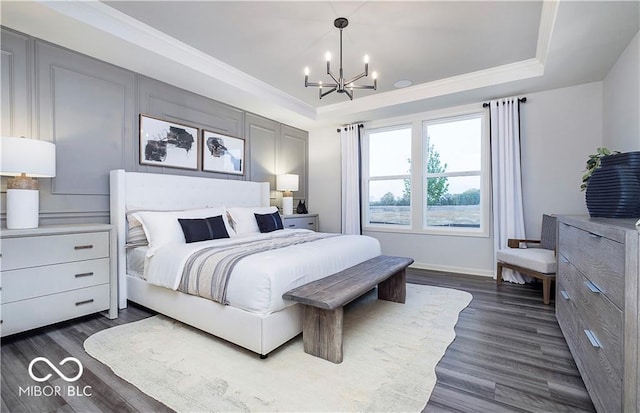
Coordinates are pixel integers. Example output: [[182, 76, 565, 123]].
[[337, 124, 364, 133], [482, 97, 527, 108]]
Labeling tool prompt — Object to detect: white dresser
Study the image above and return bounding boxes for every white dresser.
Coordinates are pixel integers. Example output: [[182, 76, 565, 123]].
[[1, 224, 118, 337], [556, 216, 639, 413], [282, 214, 318, 231]]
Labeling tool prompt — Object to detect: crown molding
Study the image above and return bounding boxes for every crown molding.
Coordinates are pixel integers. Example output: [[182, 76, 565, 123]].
[[35, 0, 317, 121], [316, 2, 558, 121], [316, 58, 545, 120], [536, 1, 560, 66], [5, 0, 560, 127]]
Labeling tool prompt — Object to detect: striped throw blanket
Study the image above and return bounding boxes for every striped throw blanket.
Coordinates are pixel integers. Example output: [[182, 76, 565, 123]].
[[178, 232, 338, 304]]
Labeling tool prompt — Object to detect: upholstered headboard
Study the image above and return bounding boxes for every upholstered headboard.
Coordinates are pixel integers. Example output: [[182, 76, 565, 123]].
[[109, 169, 271, 308]]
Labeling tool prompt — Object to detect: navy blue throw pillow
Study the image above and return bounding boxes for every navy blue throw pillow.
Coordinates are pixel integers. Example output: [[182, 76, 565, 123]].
[[178, 215, 230, 243], [254, 212, 284, 233]]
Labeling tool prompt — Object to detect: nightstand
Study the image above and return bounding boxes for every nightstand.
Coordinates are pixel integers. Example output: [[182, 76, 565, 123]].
[[282, 214, 319, 231], [1, 224, 118, 337]]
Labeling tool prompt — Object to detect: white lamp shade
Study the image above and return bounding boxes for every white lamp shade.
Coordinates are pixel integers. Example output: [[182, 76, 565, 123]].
[[1, 136, 56, 177], [276, 174, 299, 191]]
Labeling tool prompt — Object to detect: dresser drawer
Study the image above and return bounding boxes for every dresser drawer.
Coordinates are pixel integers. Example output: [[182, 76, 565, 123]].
[[570, 312, 623, 413], [283, 216, 317, 231], [558, 255, 623, 376], [556, 277, 578, 342], [556, 276, 622, 413], [2, 258, 110, 304], [1, 232, 110, 271], [558, 223, 624, 309], [0, 284, 110, 337]]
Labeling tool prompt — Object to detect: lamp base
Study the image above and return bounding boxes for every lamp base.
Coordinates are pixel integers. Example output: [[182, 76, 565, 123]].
[[282, 196, 293, 216], [7, 173, 39, 190], [6, 188, 39, 229]]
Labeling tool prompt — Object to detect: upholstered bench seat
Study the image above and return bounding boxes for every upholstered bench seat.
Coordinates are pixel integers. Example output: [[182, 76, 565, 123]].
[[496, 247, 556, 274]]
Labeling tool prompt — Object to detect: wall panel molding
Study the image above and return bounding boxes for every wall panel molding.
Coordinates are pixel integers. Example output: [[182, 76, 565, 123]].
[[279, 124, 309, 202], [35, 39, 136, 215], [137, 76, 246, 180], [48, 64, 129, 195], [1, 28, 31, 137], [1, 27, 308, 225]]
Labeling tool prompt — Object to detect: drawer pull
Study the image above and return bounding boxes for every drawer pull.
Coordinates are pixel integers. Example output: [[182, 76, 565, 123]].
[[75, 299, 94, 306], [584, 329, 602, 348], [75, 272, 94, 278], [74, 245, 94, 250], [588, 232, 601, 240], [560, 257, 569, 264], [560, 290, 570, 300], [584, 280, 602, 293], [288, 224, 296, 228]]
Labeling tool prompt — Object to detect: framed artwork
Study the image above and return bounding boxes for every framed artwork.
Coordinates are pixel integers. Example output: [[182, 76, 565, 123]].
[[139, 114, 199, 170], [202, 130, 245, 175]]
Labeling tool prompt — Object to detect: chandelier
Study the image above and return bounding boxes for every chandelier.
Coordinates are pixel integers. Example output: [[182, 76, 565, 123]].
[[304, 17, 377, 100]]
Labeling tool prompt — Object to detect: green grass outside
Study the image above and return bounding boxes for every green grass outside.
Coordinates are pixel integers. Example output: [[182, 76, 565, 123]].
[[368, 204, 481, 227]]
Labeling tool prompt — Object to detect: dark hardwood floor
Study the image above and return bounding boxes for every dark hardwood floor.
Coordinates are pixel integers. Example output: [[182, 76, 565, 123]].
[[409, 270, 595, 413], [1, 269, 595, 413]]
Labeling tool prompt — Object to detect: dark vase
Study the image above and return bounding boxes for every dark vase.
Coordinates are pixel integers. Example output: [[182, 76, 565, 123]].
[[585, 152, 640, 218], [296, 200, 308, 214]]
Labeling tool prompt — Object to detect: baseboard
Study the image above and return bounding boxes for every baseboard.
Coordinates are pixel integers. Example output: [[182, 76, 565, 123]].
[[409, 261, 494, 278]]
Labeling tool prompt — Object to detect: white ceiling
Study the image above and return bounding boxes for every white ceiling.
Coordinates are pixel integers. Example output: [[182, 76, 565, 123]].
[[1, 1, 638, 130], [103, 1, 542, 105]]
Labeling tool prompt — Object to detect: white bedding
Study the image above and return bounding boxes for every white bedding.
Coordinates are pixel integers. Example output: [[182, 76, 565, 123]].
[[143, 229, 381, 315], [126, 246, 147, 279]]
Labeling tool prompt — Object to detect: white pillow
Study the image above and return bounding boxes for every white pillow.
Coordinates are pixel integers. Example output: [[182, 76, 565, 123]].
[[131, 208, 234, 254], [227, 206, 278, 235]]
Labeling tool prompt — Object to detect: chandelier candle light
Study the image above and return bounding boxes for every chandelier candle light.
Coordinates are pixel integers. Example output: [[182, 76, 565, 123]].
[[304, 17, 377, 100]]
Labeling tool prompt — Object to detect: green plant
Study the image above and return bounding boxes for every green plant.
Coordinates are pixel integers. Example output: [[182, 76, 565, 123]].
[[580, 147, 620, 191]]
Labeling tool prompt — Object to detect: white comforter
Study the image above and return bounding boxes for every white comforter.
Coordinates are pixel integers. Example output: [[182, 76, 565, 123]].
[[144, 229, 381, 314]]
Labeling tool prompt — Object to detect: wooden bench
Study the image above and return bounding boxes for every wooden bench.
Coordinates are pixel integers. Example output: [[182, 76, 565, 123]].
[[282, 255, 414, 363]]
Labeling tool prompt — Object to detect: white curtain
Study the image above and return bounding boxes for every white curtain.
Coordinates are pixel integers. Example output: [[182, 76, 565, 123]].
[[490, 98, 528, 284], [341, 125, 361, 235]]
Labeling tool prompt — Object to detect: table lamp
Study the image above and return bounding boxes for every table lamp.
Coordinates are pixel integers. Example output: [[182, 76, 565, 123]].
[[277, 174, 299, 215], [1, 136, 56, 229]]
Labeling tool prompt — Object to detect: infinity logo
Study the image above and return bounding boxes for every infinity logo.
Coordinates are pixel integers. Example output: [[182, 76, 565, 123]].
[[28, 357, 83, 383]]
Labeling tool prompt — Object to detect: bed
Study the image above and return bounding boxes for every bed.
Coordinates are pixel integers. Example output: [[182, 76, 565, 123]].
[[109, 169, 381, 356]]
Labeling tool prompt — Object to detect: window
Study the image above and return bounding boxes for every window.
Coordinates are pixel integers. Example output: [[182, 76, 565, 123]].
[[363, 109, 489, 236], [424, 115, 484, 231], [363, 126, 411, 226]]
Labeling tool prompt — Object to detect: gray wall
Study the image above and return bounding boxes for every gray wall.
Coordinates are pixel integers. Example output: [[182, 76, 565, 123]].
[[308, 81, 605, 276], [1, 27, 308, 225], [603, 31, 640, 152], [308, 32, 640, 276]]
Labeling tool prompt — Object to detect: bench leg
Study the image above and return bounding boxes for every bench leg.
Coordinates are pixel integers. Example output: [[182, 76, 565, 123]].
[[378, 268, 406, 304], [496, 262, 503, 285], [301, 305, 344, 363]]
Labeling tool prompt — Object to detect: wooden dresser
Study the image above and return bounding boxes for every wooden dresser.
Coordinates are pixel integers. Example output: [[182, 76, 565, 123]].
[[556, 216, 639, 413], [1, 224, 118, 337]]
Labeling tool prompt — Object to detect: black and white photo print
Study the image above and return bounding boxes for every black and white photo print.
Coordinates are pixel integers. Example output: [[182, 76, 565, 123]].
[[139, 114, 199, 170], [202, 131, 245, 175]]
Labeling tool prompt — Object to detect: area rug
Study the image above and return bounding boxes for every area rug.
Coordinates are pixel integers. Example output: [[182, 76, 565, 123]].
[[84, 284, 472, 412]]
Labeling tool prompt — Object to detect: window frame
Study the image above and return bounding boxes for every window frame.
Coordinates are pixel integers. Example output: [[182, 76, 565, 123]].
[[361, 105, 490, 238], [362, 124, 413, 229], [422, 112, 490, 237]]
